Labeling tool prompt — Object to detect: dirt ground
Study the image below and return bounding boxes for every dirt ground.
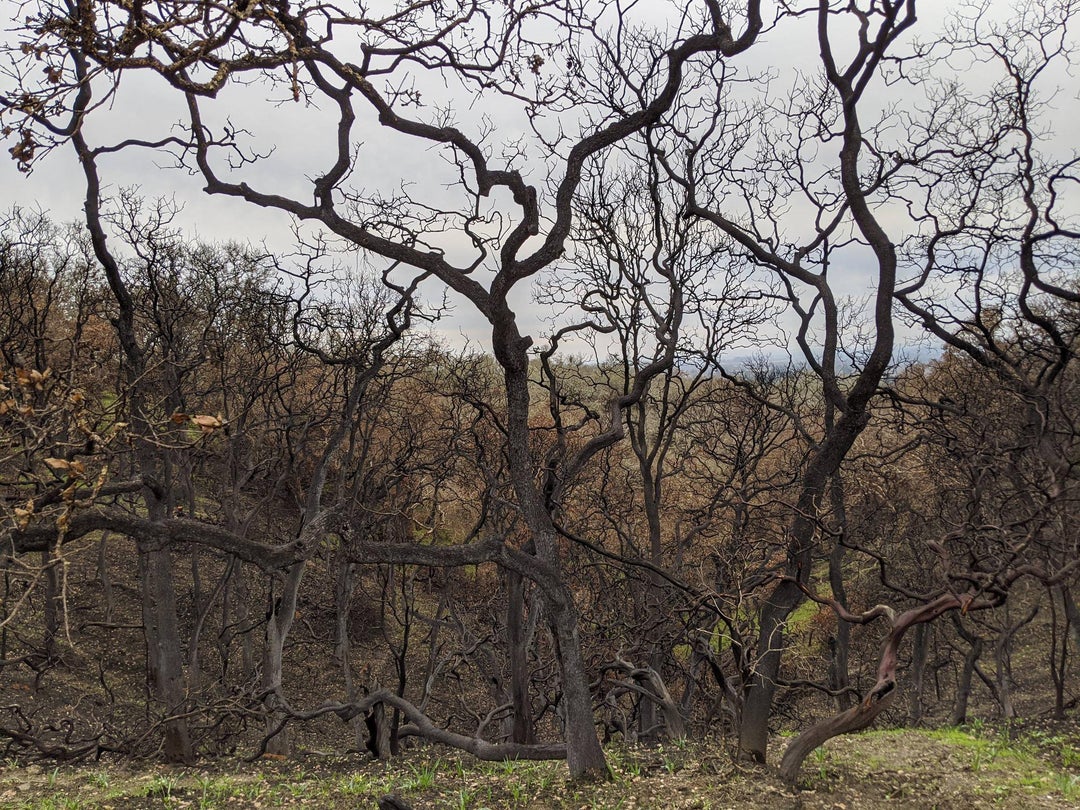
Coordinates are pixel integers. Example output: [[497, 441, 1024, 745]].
[[2, 723, 1079, 809]]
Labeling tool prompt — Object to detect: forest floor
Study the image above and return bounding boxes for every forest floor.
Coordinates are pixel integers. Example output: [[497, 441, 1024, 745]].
[[2, 722, 1080, 809]]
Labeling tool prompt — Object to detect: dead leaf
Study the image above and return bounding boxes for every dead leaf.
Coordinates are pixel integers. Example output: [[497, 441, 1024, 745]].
[[191, 414, 223, 434], [14, 499, 33, 529]]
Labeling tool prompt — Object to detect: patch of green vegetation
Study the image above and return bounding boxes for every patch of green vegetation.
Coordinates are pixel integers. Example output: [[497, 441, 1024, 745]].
[[5, 730, 1080, 809], [1052, 772, 1080, 801], [786, 598, 820, 630], [145, 773, 180, 799], [334, 770, 379, 796], [885, 726, 1078, 803], [13, 800, 84, 810], [398, 758, 441, 791], [1019, 726, 1080, 769], [191, 773, 242, 809]]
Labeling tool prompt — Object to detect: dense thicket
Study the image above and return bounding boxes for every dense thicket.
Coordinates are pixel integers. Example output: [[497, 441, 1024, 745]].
[[0, 0, 1078, 782]]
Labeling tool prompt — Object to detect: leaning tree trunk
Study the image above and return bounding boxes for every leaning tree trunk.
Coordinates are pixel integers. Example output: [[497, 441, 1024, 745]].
[[780, 594, 965, 784], [740, 416, 869, 762]]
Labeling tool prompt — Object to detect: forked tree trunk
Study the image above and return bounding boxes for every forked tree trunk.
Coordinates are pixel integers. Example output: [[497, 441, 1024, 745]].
[[740, 430, 861, 762], [992, 604, 1038, 720], [501, 353, 607, 778], [739, 562, 810, 761], [607, 655, 687, 740]]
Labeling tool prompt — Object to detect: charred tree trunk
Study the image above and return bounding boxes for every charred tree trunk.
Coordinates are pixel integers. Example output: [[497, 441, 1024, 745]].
[[75, 123, 195, 764], [498, 337, 607, 778], [189, 560, 231, 692], [262, 561, 306, 757], [97, 531, 115, 626], [992, 604, 1038, 720], [333, 560, 368, 750], [739, 462, 832, 762], [1061, 586, 1080, 659], [1049, 586, 1068, 720], [139, 543, 194, 764], [949, 616, 984, 726], [507, 570, 535, 745], [41, 546, 60, 659], [606, 655, 686, 740], [827, 480, 853, 711], [908, 623, 930, 725]]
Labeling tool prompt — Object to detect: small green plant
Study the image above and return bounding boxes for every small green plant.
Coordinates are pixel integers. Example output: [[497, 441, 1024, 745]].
[[508, 778, 528, 806], [192, 773, 237, 809], [1053, 773, 1080, 801], [240, 774, 268, 799], [532, 765, 555, 792], [812, 746, 829, 785], [23, 799, 82, 810], [400, 758, 440, 791], [337, 772, 375, 795], [621, 757, 643, 778], [284, 779, 310, 799], [146, 774, 179, 799], [86, 771, 110, 790]]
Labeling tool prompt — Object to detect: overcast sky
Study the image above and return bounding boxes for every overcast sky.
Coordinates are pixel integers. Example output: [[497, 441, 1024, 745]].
[[1, 0, 1075, 363]]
